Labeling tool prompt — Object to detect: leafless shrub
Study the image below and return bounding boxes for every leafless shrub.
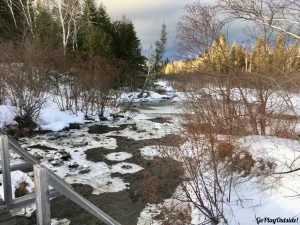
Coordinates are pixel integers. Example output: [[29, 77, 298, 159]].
[[0, 42, 48, 126], [76, 56, 119, 118]]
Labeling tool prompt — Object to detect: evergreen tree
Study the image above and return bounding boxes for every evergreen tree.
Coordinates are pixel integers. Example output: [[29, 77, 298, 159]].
[[287, 40, 300, 69], [272, 32, 286, 71], [236, 44, 246, 69], [82, 0, 97, 26], [95, 4, 111, 32], [79, 0, 113, 57], [231, 41, 245, 69], [209, 34, 230, 73], [252, 35, 270, 72], [230, 41, 238, 66], [153, 23, 167, 76], [112, 17, 145, 86], [35, 3, 60, 49]]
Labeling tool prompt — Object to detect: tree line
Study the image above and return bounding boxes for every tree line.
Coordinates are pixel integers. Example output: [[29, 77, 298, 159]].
[[0, 0, 147, 86], [0, 0, 168, 131], [207, 33, 299, 75]]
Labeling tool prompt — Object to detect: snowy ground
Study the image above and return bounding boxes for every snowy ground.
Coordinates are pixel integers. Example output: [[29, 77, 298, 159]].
[[1, 80, 300, 224]]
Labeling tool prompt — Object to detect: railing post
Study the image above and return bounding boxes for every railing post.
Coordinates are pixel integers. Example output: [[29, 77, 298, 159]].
[[34, 164, 51, 225], [0, 135, 13, 206]]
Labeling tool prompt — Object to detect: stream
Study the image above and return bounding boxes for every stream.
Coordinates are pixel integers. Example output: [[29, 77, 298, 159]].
[[10, 100, 183, 225]]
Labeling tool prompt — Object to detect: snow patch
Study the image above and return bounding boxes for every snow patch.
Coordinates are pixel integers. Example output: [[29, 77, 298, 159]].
[[111, 162, 143, 174], [106, 152, 133, 161], [0, 170, 34, 200]]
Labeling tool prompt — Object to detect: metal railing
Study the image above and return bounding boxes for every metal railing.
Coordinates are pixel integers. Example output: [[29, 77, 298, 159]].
[[0, 134, 121, 225]]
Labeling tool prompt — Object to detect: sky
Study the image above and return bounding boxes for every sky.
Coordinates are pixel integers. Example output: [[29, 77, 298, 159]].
[[96, 0, 250, 60], [98, 0, 195, 59]]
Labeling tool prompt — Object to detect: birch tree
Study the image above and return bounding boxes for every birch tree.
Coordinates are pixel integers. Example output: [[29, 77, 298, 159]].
[[49, 0, 81, 53], [3, 0, 36, 37], [3, 0, 17, 27]]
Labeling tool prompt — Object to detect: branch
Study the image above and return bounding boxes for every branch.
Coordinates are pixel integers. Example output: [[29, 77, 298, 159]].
[[273, 167, 300, 174]]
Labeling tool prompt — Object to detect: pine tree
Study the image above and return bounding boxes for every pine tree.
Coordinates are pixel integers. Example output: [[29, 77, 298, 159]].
[[82, 0, 97, 26], [231, 41, 246, 69], [209, 34, 230, 73], [79, 0, 113, 57], [95, 4, 111, 32], [272, 32, 286, 71], [112, 17, 145, 86], [286, 40, 300, 70], [35, 3, 60, 49], [153, 23, 167, 76], [235, 44, 246, 69], [252, 35, 270, 72], [230, 41, 238, 66]]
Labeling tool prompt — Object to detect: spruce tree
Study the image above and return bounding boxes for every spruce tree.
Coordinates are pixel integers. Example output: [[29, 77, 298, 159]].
[[235, 44, 246, 69], [231, 41, 246, 69], [272, 32, 286, 71], [252, 35, 270, 72], [35, 3, 60, 49], [209, 34, 230, 73], [80, 0, 113, 57], [153, 23, 167, 77], [112, 17, 145, 86], [287, 40, 300, 69], [82, 0, 97, 26]]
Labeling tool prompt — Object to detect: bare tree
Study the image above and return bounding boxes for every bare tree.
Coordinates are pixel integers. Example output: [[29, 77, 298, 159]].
[[219, 0, 300, 40], [176, 2, 227, 58]]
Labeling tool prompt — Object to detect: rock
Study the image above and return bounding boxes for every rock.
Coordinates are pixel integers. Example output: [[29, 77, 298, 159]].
[[79, 168, 91, 174], [58, 151, 71, 161], [78, 165, 91, 174], [68, 123, 81, 129], [99, 116, 108, 121], [72, 141, 88, 147], [68, 162, 79, 169], [121, 164, 132, 170], [49, 134, 67, 141], [111, 114, 125, 120]]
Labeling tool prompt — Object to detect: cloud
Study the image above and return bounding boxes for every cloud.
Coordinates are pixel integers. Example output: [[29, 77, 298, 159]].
[[98, 0, 195, 58]]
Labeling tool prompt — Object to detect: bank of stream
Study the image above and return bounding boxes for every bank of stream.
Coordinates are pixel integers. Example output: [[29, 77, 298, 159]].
[[14, 100, 183, 225]]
